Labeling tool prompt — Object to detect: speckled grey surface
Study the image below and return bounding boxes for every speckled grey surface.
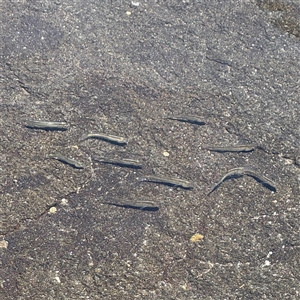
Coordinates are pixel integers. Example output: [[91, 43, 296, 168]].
[[0, 0, 299, 299]]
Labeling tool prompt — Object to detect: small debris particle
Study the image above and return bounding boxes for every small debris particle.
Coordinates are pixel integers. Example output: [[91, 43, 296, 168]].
[[0, 240, 8, 249], [262, 260, 271, 267], [49, 206, 57, 214], [131, 1, 140, 7], [126, 11, 131, 15], [54, 276, 61, 283], [163, 151, 169, 157], [61, 198, 68, 206], [190, 233, 204, 242]]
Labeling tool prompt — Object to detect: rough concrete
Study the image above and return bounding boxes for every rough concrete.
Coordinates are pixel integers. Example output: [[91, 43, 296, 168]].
[[0, 0, 299, 299]]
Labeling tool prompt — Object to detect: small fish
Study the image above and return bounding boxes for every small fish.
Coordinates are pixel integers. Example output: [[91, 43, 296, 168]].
[[165, 115, 206, 125], [203, 144, 256, 153], [208, 167, 245, 195], [48, 154, 85, 169], [242, 168, 276, 192], [25, 120, 69, 131], [141, 175, 193, 190], [105, 200, 159, 211], [93, 157, 142, 169], [208, 167, 276, 195], [80, 133, 127, 146]]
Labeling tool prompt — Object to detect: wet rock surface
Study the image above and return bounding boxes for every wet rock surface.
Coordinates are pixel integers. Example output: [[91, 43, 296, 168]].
[[0, 0, 299, 299]]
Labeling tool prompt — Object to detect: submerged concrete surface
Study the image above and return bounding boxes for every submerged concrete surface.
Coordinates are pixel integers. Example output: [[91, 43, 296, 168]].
[[0, 0, 299, 299]]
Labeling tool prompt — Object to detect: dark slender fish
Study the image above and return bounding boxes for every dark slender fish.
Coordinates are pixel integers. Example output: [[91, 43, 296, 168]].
[[141, 175, 193, 190], [105, 200, 159, 211], [25, 121, 69, 131], [243, 168, 276, 192], [166, 115, 206, 125], [203, 144, 256, 153], [208, 167, 245, 195], [208, 167, 277, 195], [93, 157, 142, 169], [48, 154, 85, 169], [80, 133, 127, 146]]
